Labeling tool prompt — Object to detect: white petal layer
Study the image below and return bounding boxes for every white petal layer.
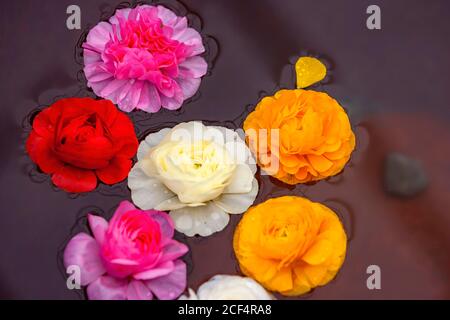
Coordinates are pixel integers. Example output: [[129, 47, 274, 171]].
[[223, 164, 254, 194], [180, 275, 274, 300], [128, 164, 175, 210], [214, 179, 259, 214], [155, 197, 189, 211], [137, 128, 171, 161], [179, 288, 199, 300], [170, 202, 230, 237]]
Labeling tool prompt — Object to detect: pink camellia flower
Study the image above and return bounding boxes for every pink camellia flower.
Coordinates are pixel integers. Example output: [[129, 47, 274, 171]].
[[64, 201, 189, 300], [83, 5, 208, 113]]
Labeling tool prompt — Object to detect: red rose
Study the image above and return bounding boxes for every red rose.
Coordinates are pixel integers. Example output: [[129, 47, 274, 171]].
[[26, 98, 138, 193]]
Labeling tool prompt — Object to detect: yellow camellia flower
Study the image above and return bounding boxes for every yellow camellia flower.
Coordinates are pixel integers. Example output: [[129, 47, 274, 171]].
[[243, 89, 356, 184], [233, 196, 347, 296], [128, 121, 259, 237]]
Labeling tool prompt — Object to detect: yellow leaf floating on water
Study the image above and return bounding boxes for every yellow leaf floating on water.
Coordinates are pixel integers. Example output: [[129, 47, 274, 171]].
[[295, 57, 327, 88]]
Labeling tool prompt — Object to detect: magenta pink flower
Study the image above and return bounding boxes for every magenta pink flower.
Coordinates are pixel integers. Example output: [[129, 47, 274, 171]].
[[83, 5, 207, 113], [63, 201, 189, 300]]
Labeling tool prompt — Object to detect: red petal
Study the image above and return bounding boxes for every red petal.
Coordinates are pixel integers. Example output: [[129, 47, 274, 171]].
[[52, 166, 98, 193], [51, 98, 118, 127], [109, 112, 138, 158], [32, 108, 56, 138], [26, 131, 63, 174], [96, 156, 132, 185], [91, 98, 119, 126]]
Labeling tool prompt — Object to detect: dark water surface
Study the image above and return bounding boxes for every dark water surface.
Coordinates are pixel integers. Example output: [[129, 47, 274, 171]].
[[0, 0, 449, 299]]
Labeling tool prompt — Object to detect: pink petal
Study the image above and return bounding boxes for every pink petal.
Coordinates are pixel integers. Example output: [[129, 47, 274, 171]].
[[160, 240, 189, 263], [88, 72, 113, 83], [156, 5, 177, 24], [127, 280, 153, 300], [115, 82, 134, 110], [87, 214, 108, 245], [170, 17, 188, 37], [100, 79, 129, 98], [83, 49, 101, 64], [148, 211, 174, 240], [136, 83, 162, 113], [63, 233, 105, 286], [108, 201, 136, 227], [160, 95, 183, 110], [85, 22, 113, 51], [110, 259, 140, 266], [109, 8, 132, 26], [179, 56, 208, 78], [173, 28, 205, 56], [116, 80, 146, 113], [144, 260, 186, 300], [130, 81, 144, 109], [84, 62, 106, 80], [159, 85, 184, 110], [89, 78, 111, 96], [87, 276, 128, 300], [133, 260, 174, 280], [178, 77, 201, 100]]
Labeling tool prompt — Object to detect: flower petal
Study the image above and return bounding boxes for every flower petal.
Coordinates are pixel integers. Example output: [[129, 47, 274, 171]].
[[136, 84, 162, 113], [85, 21, 112, 51], [127, 280, 153, 300], [179, 288, 198, 300], [177, 77, 201, 100], [109, 201, 136, 224], [26, 131, 64, 174], [51, 166, 98, 193], [137, 128, 171, 161], [223, 164, 254, 194], [144, 260, 187, 300], [148, 211, 175, 240], [155, 197, 189, 211], [87, 214, 108, 245], [173, 28, 205, 56], [160, 240, 189, 263], [307, 154, 334, 173], [195, 275, 274, 300], [87, 275, 128, 300], [156, 5, 177, 24], [170, 202, 230, 237], [179, 56, 208, 78], [133, 260, 175, 280], [128, 164, 176, 210], [96, 156, 132, 185], [160, 94, 184, 111], [214, 179, 259, 214], [63, 233, 105, 286]]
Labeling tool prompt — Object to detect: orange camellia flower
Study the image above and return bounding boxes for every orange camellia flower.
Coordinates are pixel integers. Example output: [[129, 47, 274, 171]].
[[233, 196, 347, 296], [243, 89, 356, 184]]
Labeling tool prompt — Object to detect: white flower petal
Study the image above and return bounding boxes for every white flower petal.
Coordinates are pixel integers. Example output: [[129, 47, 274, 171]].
[[128, 165, 175, 210], [214, 179, 259, 214], [195, 275, 274, 300], [154, 197, 188, 211], [162, 121, 206, 144], [213, 126, 257, 174], [178, 289, 198, 300], [224, 164, 254, 194], [137, 128, 171, 161], [170, 202, 230, 237]]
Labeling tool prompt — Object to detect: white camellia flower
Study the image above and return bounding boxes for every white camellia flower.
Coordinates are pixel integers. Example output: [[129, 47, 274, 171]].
[[128, 121, 258, 237], [179, 275, 274, 300]]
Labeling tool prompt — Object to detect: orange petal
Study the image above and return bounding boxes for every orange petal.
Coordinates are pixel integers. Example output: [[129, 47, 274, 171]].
[[307, 154, 334, 172], [302, 239, 333, 265]]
